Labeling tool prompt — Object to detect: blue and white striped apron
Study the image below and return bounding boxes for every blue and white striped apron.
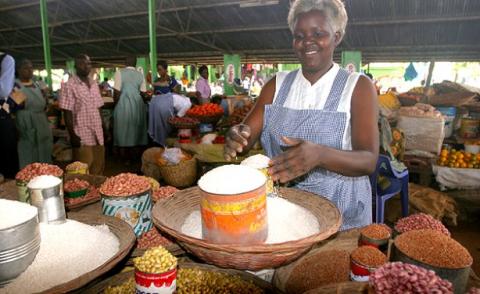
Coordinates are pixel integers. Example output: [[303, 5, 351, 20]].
[[261, 69, 372, 230]]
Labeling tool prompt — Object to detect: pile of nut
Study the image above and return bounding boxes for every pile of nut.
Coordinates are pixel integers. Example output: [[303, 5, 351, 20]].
[[133, 246, 177, 274], [152, 186, 178, 202], [15, 163, 63, 182], [137, 227, 173, 249], [99, 173, 151, 197], [176, 268, 263, 294], [370, 262, 453, 293], [63, 178, 90, 193], [65, 161, 88, 173], [395, 213, 450, 236]]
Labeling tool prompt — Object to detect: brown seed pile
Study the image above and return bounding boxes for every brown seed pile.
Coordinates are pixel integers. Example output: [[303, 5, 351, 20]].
[[99, 173, 151, 197], [64, 178, 90, 193], [395, 213, 450, 236], [137, 227, 173, 249], [351, 246, 387, 267], [361, 223, 392, 240], [395, 229, 473, 269], [15, 163, 63, 182], [152, 186, 178, 202], [177, 268, 263, 294], [370, 262, 453, 293], [286, 249, 350, 294]]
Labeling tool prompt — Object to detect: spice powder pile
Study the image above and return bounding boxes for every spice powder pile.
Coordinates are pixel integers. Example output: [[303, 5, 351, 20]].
[[351, 246, 387, 267]]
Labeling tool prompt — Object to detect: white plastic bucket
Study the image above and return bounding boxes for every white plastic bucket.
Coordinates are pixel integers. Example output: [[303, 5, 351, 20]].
[[437, 107, 456, 138]]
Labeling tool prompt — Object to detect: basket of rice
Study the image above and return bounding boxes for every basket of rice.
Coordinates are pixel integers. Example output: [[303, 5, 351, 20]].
[[155, 148, 197, 188], [152, 182, 341, 270]]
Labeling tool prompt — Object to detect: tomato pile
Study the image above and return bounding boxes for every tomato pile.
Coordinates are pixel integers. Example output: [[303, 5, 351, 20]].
[[186, 103, 223, 117]]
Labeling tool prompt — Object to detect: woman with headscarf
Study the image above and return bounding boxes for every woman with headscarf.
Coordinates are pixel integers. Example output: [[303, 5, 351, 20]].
[[15, 58, 53, 168], [224, 0, 379, 230]]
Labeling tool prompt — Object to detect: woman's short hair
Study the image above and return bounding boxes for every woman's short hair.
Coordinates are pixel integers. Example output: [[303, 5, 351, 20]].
[[287, 0, 348, 39]]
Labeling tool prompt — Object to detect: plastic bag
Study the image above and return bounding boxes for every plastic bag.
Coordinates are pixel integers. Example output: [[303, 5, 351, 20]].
[[432, 164, 480, 190], [162, 148, 184, 165]]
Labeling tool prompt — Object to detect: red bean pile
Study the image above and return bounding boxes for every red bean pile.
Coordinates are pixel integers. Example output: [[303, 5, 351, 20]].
[[15, 163, 64, 182], [395, 229, 473, 269], [99, 173, 151, 197], [351, 246, 387, 267], [137, 227, 173, 249], [361, 223, 392, 240], [152, 186, 179, 202], [370, 262, 453, 293], [395, 213, 450, 236], [467, 287, 480, 294], [64, 185, 100, 206], [64, 178, 90, 193]]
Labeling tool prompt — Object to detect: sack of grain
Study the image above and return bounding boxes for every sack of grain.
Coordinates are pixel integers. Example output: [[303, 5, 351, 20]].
[[397, 115, 445, 155]]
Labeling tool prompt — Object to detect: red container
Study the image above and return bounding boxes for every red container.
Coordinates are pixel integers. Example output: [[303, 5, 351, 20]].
[[350, 259, 378, 282], [135, 267, 177, 294]]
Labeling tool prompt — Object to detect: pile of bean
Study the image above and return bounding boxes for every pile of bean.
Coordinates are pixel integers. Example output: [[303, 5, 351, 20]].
[[65, 161, 88, 172], [15, 163, 63, 182], [64, 178, 90, 193], [351, 246, 387, 267], [286, 249, 350, 294], [176, 268, 263, 294], [64, 185, 100, 206], [99, 173, 151, 197], [133, 246, 177, 274], [395, 229, 472, 269], [395, 213, 450, 236], [467, 287, 480, 294], [370, 262, 453, 293], [361, 223, 392, 240], [104, 277, 135, 294], [152, 186, 178, 202], [137, 227, 173, 249]]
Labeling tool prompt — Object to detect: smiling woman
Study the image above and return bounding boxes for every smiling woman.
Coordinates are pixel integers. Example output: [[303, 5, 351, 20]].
[[224, 0, 379, 231]]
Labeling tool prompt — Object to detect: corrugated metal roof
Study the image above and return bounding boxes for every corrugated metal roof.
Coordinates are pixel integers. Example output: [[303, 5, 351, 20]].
[[0, 0, 479, 67]]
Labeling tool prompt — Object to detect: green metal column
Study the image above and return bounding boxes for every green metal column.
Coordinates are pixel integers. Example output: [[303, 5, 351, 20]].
[[40, 0, 53, 90], [148, 0, 157, 82]]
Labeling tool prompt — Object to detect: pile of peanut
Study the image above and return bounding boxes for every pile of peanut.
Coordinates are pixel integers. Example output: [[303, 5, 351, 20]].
[[15, 163, 63, 182], [133, 246, 177, 274], [99, 173, 151, 197]]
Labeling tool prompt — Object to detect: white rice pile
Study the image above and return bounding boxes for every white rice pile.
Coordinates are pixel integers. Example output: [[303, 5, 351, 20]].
[[3, 220, 119, 293], [241, 154, 271, 169], [181, 196, 320, 244], [198, 164, 266, 194], [0, 199, 38, 230], [27, 175, 62, 189]]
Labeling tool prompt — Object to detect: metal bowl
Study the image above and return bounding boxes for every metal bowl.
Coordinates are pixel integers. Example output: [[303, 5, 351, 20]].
[[0, 213, 41, 286]]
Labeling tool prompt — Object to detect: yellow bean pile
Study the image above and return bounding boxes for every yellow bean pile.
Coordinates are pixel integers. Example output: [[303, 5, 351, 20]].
[[177, 268, 263, 294], [104, 277, 134, 294], [133, 246, 177, 274]]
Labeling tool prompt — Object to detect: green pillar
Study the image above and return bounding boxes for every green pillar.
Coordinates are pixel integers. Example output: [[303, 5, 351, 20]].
[[66, 59, 75, 76], [148, 0, 157, 82], [40, 0, 53, 89], [187, 65, 192, 81]]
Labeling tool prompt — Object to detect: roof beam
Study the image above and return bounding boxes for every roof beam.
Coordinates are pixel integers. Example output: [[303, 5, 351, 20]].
[[0, 1, 242, 33], [0, 0, 58, 12]]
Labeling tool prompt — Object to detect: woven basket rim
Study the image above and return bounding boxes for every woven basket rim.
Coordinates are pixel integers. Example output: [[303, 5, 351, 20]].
[[152, 186, 341, 254]]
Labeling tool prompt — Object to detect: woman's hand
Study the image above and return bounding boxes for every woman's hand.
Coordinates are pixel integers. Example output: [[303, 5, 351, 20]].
[[224, 124, 251, 161], [268, 136, 322, 183]]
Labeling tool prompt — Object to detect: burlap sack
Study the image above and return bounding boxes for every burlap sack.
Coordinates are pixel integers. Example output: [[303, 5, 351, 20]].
[[385, 183, 458, 226]]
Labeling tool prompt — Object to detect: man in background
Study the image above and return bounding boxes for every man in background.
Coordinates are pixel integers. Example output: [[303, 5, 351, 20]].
[[59, 54, 106, 175]]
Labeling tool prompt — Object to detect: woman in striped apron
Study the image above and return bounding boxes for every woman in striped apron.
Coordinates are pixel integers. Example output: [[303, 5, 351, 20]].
[[224, 0, 379, 230]]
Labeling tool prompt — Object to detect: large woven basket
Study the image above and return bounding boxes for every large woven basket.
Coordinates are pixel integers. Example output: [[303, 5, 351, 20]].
[[158, 157, 197, 188], [152, 187, 341, 271]]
